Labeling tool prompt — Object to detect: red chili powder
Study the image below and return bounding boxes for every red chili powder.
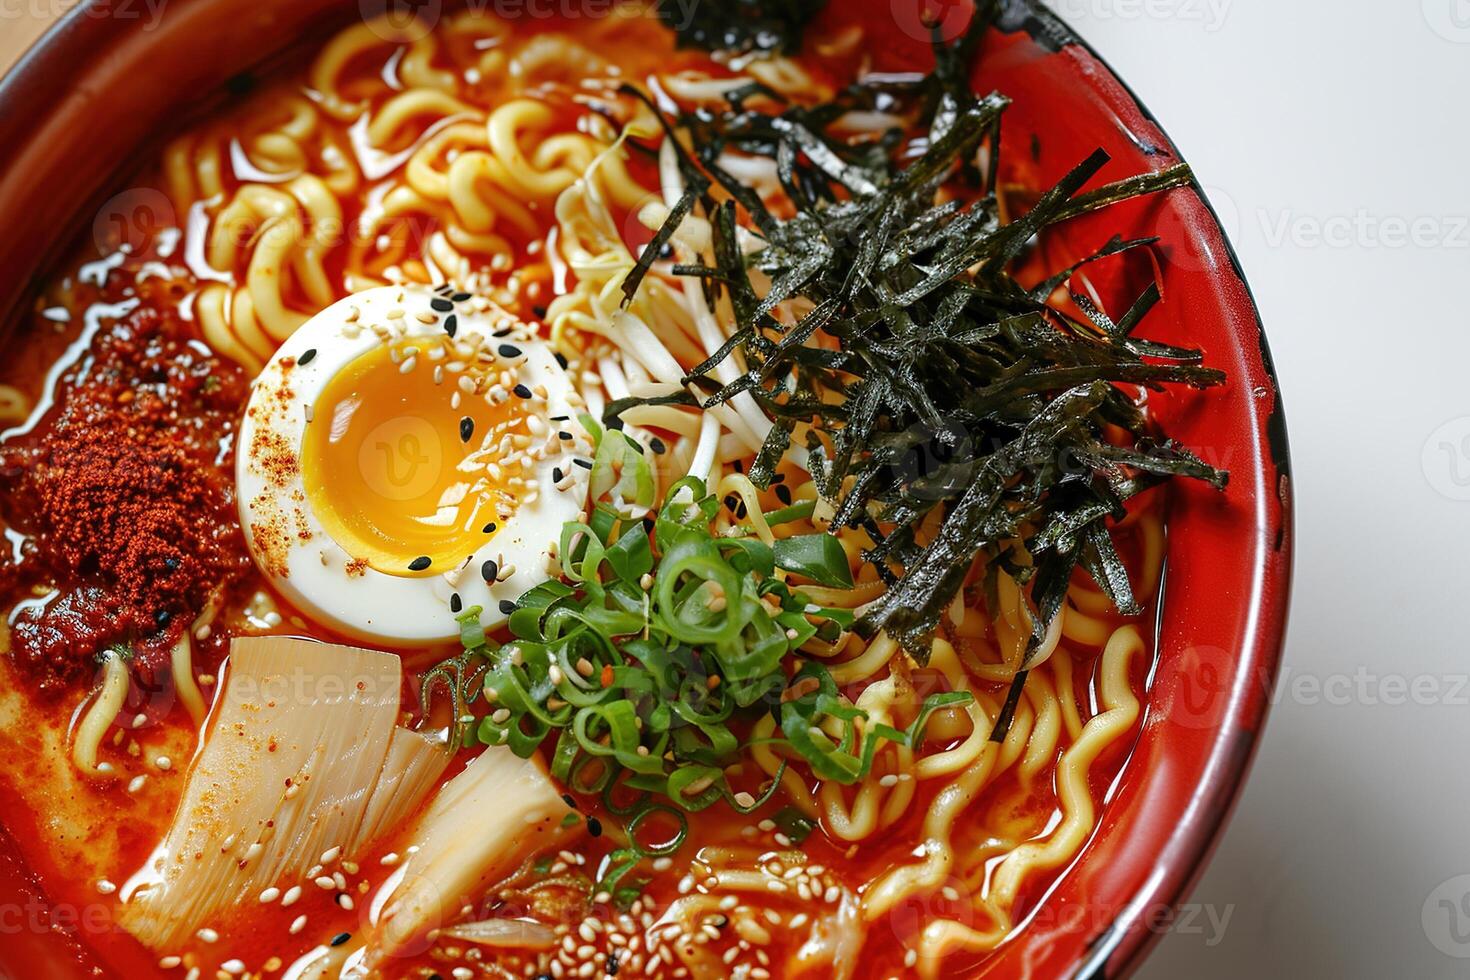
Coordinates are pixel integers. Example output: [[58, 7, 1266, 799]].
[[0, 302, 252, 693]]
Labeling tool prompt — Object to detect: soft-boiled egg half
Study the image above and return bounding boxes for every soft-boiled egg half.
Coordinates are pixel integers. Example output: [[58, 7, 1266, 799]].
[[237, 284, 592, 645]]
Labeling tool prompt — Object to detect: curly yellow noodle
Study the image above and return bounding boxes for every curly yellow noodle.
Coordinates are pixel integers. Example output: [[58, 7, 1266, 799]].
[[913, 626, 1146, 974], [508, 34, 609, 88], [486, 100, 592, 200], [70, 648, 128, 780], [195, 282, 266, 372], [309, 18, 438, 122], [367, 89, 480, 151], [0, 385, 31, 426], [399, 34, 458, 93]]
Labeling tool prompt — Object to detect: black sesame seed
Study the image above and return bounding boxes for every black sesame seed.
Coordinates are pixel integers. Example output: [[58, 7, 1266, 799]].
[[558, 431, 572, 441], [573, 458, 592, 470], [430, 297, 453, 313], [533, 305, 549, 319], [451, 292, 472, 303], [775, 484, 793, 505], [770, 472, 787, 484], [724, 495, 738, 512], [606, 953, 620, 976], [444, 314, 458, 338], [409, 556, 432, 571], [561, 793, 577, 809], [481, 559, 499, 583], [550, 415, 569, 422], [330, 932, 351, 947], [298, 348, 317, 366], [460, 416, 474, 443], [513, 383, 532, 399], [553, 351, 568, 369], [587, 816, 603, 838], [650, 437, 667, 455], [482, 521, 497, 534], [435, 284, 453, 295], [450, 593, 462, 613], [498, 600, 517, 615], [498, 344, 522, 358], [552, 467, 564, 483]]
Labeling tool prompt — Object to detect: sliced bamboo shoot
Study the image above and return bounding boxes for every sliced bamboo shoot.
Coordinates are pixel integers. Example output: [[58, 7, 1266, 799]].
[[366, 746, 582, 965], [121, 637, 451, 951]]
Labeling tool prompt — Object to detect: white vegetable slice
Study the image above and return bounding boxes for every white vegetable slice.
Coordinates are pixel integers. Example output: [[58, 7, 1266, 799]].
[[364, 746, 582, 965], [120, 637, 451, 950]]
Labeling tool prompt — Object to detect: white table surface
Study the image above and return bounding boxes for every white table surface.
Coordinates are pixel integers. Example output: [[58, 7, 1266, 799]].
[[1039, 2, 1470, 977]]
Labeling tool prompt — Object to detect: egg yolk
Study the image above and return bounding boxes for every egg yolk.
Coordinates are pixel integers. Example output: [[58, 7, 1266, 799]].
[[301, 342, 525, 577]]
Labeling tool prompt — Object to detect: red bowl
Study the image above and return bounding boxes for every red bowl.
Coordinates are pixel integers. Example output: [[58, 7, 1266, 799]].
[[0, 1, 1291, 977]]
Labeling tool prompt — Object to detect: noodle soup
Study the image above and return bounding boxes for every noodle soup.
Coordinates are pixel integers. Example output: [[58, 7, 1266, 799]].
[[0, 4, 1223, 979]]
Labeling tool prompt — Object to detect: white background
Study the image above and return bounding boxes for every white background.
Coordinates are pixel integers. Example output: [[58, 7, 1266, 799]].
[[1036, 1, 1470, 977]]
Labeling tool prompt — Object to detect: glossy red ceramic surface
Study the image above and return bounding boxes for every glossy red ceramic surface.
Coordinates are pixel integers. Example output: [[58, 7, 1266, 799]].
[[0, 2, 1291, 977]]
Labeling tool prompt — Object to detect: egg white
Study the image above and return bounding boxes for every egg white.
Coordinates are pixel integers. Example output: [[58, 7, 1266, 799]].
[[236, 284, 592, 646]]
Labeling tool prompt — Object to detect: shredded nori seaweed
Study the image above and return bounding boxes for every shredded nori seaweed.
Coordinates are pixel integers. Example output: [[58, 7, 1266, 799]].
[[623, 11, 1227, 737], [659, 0, 829, 56]]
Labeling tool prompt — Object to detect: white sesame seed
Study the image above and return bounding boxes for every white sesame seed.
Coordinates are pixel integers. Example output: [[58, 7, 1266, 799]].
[[220, 960, 245, 975], [128, 774, 147, 794], [95, 879, 116, 895], [281, 885, 302, 907], [259, 887, 280, 903], [320, 846, 341, 864], [289, 914, 307, 935], [158, 956, 181, 969], [196, 927, 219, 943], [314, 876, 335, 890], [380, 852, 400, 866]]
